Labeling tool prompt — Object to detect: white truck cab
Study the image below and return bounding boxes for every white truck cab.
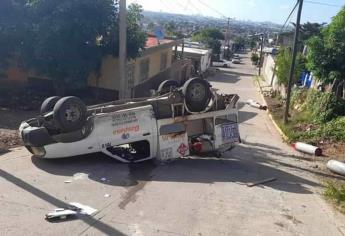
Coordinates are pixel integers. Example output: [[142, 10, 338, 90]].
[[20, 78, 240, 163]]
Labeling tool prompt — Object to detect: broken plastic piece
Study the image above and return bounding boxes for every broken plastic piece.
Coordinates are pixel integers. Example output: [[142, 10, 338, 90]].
[[68, 202, 97, 215], [247, 178, 277, 187], [246, 99, 267, 110], [45, 209, 77, 220]]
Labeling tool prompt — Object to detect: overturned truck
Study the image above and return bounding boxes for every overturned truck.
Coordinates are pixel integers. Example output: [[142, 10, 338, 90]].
[[20, 78, 240, 162]]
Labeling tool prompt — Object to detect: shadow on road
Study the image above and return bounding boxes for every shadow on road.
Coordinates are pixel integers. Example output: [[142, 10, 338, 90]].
[[238, 110, 257, 123], [30, 142, 324, 194], [207, 72, 241, 84], [0, 168, 126, 235]]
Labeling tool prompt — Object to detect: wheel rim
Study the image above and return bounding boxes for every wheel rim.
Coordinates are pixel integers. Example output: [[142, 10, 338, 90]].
[[64, 104, 82, 123], [189, 83, 206, 102]]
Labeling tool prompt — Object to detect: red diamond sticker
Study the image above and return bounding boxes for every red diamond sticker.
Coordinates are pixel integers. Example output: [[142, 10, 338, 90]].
[[177, 143, 188, 156]]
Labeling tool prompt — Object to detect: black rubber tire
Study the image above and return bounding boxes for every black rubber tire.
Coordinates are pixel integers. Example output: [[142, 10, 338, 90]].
[[223, 64, 228, 68], [157, 80, 179, 95], [40, 96, 61, 114], [182, 78, 212, 112], [53, 96, 87, 132]]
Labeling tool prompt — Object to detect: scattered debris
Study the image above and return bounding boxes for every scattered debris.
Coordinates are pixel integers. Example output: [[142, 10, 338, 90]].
[[246, 99, 267, 110], [247, 178, 277, 187], [327, 160, 345, 176], [64, 180, 72, 183], [104, 194, 111, 198], [45, 208, 77, 221], [45, 202, 97, 221], [292, 142, 322, 156], [73, 173, 89, 180], [101, 177, 107, 182], [69, 202, 97, 215]]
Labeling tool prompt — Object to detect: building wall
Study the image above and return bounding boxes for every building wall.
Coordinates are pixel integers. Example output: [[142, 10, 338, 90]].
[[88, 47, 173, 92], [262, 54, 276, 85]]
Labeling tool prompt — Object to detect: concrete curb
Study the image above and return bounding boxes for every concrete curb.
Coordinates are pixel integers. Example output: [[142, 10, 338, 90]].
[[254, 79, 289, 143]]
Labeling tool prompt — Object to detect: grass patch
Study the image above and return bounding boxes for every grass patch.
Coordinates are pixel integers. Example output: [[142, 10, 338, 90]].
[[324, 182, 345, 213], [267, 88, 345, 145]]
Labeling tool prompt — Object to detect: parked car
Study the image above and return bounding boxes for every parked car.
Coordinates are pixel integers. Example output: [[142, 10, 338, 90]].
[[233, 54, 240, 59], [232, 58, 241, 64], [212, 59, 231, 68]]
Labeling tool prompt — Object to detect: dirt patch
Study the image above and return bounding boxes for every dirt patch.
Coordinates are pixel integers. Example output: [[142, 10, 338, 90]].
[[0, 107, 38, 151], [263, 94, 345, 162]]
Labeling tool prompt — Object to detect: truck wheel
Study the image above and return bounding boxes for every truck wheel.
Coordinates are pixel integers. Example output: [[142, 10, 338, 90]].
[[157, 80, 179, 95], [53, 96, 87, 132], [182, 78, 212, 112], [40, 96, 61, 114]]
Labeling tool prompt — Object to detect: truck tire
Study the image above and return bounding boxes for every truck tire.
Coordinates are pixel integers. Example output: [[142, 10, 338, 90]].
[[182, 78, 212, 112], [157, 80, 179, 95], [40, 96, 61, 114], [53, 96, 87, 132]]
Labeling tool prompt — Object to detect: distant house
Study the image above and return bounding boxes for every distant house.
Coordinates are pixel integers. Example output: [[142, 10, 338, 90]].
[[278, 31, 294, 47]]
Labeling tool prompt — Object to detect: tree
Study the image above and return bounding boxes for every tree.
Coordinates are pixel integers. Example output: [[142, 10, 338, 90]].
[[192, 28, 224, 57], [1, 1, 147, 94], [0, 0, 30, 69], [306, 6, 345, 97], [275, 47, 305, 87], [300, 22, 324, 42], [191, 28, 224, 43]]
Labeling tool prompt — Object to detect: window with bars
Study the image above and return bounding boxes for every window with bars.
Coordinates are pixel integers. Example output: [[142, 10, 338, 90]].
[[139, 58, 150, 81], [160, 52, 168, 71]]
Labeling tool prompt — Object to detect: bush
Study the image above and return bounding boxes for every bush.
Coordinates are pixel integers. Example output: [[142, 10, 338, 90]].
[[325, 182, 345, 203], [291, 88, 345, 122]]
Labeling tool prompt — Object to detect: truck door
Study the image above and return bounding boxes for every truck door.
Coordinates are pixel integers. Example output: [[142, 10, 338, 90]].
[[95, 105, 157, 162], [214, 112, 240, 152]]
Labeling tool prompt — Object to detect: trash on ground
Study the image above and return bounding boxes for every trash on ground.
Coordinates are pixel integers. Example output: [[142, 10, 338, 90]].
[[327, 160, 345, 176], [69, 202, 97, 215], [73, 173, 89, 180], [246, 99, 267, 110], [247, 178, 277, 187], [292, 142, 322, 156], [104, 194, 111, 198], [100, 177, 107, 182], [64, 180, 72, 183], [45, 208, 77, 221]]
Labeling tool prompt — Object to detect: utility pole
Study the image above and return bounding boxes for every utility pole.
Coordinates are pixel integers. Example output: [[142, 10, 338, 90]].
[[258, 34, 264, 76], [284, 0, 303, 124], [226, 17, 230, 59], [119, 0, 127, 99]]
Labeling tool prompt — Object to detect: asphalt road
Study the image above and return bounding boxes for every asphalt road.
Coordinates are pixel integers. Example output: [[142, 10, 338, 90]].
[[1, 53, 345, 236]]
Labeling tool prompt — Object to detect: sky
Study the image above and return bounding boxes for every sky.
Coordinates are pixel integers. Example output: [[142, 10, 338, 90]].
[[127, 0, 345, 24]]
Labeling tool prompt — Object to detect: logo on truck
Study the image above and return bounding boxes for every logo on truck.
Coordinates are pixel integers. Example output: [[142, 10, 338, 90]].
[[177, 143, 188, 156]]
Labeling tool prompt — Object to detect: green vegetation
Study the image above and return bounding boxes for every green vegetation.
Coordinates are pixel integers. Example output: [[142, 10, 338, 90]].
[[0, 0, 146, 93], [306, 6, 345, 97], [274, 47, 305, 87], [251, 53, 259, 65], [192, 28, 224, 58], [274, 89, 345, 144], [324, 182, 345, 211]]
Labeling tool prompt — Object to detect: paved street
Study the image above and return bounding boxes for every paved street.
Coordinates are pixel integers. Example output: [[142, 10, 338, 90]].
[[1, 53, 345, 236]]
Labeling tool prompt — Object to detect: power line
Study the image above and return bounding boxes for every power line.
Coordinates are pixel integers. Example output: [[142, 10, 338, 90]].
[[279, 0, 299, 33], [305, 0, 342, 7], [197, 0, 227, 18]]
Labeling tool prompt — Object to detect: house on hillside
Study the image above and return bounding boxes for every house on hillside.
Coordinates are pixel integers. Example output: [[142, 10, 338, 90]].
[[1, 35, 192, 99], [88, 36, 192, 98]]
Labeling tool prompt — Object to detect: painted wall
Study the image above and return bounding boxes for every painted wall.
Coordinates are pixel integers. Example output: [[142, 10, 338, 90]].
[[88, 47, 173, 91]]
